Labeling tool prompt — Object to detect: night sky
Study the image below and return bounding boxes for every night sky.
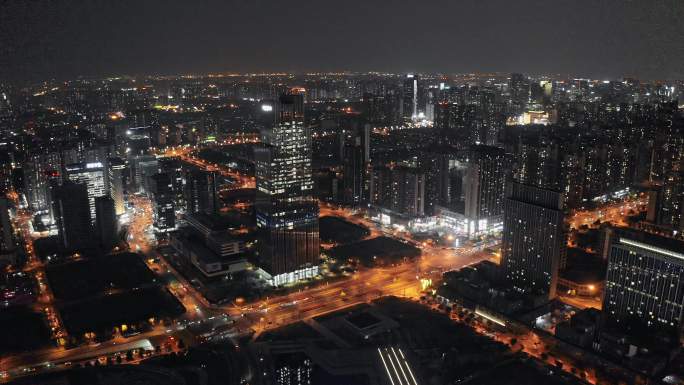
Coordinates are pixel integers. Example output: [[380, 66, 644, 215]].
[[1, 0, 683, 82]]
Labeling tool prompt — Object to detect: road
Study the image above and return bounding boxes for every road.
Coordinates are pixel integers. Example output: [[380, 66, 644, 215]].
[[7, 151, 643, 382], [567, 195, 647, 230], [160, 145, 255, 189], [0, 191, 493, 381]]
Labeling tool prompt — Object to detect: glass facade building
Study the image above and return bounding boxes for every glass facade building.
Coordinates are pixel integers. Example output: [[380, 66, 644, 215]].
[[255, 93, 320, 285]]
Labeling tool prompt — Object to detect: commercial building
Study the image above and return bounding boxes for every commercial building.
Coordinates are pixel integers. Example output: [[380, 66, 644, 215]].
[[170, 212, 249, 277], [185, 169, 219, 215], [603, 229, 684, 333], [108, 157, 126, 216], [149, 173, 176, 232], [0, 197, 16, 265], [95, 196, 117, 249], [254, 93, 319, 286], [65, 162, 107, 224], [501, 182, 566, 300], [52, 181, 92, 250]]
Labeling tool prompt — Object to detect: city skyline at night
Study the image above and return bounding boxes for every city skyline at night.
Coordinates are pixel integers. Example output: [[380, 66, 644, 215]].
[[1, 1, 684, 385]]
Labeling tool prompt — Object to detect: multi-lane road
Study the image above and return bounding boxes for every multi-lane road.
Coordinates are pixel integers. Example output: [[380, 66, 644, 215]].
[[567, 195, 647, 230]]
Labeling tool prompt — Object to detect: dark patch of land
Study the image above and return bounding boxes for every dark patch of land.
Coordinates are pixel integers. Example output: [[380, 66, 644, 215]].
[[0, 306, 52, 354], [328, 236, 420, 266], [58, 287, 184, 336], [257, 322, 320, 342], [319, 216, 370, 244], [46, 253, 156, 301]]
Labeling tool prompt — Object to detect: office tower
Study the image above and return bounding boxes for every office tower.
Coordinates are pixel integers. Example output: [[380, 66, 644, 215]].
[[390, 166, 425, 217], [23, 153, 62, 213], [158, 157, 186, 211], [150, 173, 176, 231], [108, 157, 126, 216], [603, 229, 684, 332], [509, 73, 529, 113], [185, 169, 218, 215], [402, 74, 419, 120], [95, 196, 117, 249], [342, 143, 365, 205], [65, 162, 107, 223], [0, 153, 13, 194], [339, 116, 370, 205], [0, 197, 14, 254], [463, 145, 507, 234], [501, 182, 566, 300], [52, 181, 92, 250], [254, 93, 319, 286], [131, 154, 158, 194]]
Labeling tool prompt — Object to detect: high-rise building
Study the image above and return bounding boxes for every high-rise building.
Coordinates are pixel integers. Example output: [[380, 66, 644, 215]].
[[402, 74, 420, 120], [501, 182, 566, 299], [23, 153, 62, 213], [603, 229, 684, 333], [659, 171, 684, 232], [131, 154, 158, 194], [150, 173, 176, 232], [65, 162, 107, 223], [418, 152, 450, 216], [52, 181, 92, 250], [254, 93, 319, 286], [390, 165, 425, 217], [0, 197, 15, 258], [463, 145, 507, 234], [342, 143, 365, 205], [509, 73, 529, 114], [185, 169, 218, 215], [369, 165, 392, 208], [95, 196, 117, 249], [158, 157, 186, 212], [108, 157, 126, 216]]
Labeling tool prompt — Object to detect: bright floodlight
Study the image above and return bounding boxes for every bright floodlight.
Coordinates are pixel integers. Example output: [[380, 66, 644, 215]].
[[261, 104, 273, 112]]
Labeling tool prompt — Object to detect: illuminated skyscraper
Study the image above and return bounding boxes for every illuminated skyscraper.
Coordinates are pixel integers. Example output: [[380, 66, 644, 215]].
[[150, 173, 176, 231], [501, 182, 566, 300], [402, 74, 419, 120], [254, 93, 319, 286], [108, 157, 126, 216], [65, 162, 107, 223]]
